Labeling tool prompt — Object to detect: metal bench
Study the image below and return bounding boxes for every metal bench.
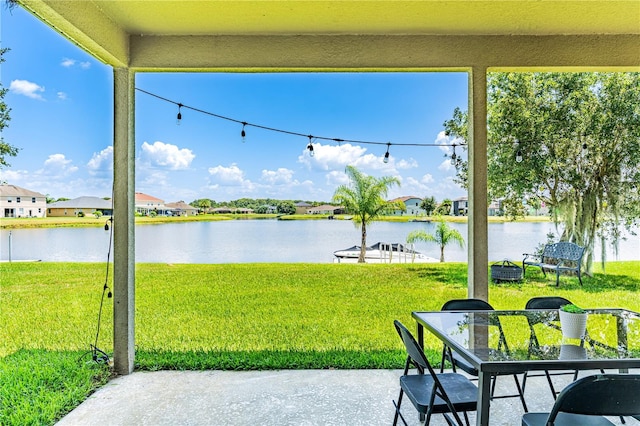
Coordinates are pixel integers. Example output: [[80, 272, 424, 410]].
[[522, 242, 585, 286]]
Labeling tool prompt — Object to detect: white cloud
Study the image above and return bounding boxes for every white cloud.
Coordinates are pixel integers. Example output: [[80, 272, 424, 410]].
[[38, 154, 78, 176], [435, 130, 465, 154], [10, 79, 45, 100], [57, 92, 67, 101], [395, 158, 419, 170], [61, 58, 91, 69], [261, 168, 295, 185], [140, 141, 195, 170], [438, 158, 455, 172], [0, 169, 28, 184], [421, 173, 435, 184], [298, 142, 369, 171], [207, 164, 248, 186], [325, 170, 350, 187], [87, 146, 113, 176]]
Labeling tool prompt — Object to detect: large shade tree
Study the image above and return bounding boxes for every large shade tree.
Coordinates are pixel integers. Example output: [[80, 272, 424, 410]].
[[0, 47, 19, 170], [445, 72, 640, 273], [332, 165, 404, 263]]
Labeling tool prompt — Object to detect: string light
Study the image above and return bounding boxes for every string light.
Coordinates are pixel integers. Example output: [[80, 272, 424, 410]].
[[176, 103, 183, 125], [450, 145, 457, 165], [516, 149, 523, 163], [307, 135, 315, 157], [136, 88, 466, 160]]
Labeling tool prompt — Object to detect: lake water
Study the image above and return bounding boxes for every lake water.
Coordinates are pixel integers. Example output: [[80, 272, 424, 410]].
[[1, 220, 638, 263]]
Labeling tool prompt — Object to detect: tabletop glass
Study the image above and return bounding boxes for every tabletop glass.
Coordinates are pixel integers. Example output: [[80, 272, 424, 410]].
[[412, 309, 640, 368]]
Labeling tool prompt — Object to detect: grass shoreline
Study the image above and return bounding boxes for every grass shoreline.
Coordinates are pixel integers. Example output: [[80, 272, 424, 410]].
[[0, 213, 554, 229]]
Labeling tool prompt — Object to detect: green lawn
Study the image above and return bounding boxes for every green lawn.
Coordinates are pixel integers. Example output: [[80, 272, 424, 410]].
[[1, 261, 638, 424]]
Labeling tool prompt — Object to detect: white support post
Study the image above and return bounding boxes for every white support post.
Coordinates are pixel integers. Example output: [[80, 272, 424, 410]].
[[112, 67, 136, 375], [467, 67, 489, 302]]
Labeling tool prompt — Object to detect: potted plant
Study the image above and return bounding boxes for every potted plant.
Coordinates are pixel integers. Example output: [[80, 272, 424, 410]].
[[558, 303, 588, 339]]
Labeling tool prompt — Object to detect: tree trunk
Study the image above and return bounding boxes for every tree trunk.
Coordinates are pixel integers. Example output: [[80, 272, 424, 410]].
[[359, 222, 367, 263], [440, 245, 445, 262]]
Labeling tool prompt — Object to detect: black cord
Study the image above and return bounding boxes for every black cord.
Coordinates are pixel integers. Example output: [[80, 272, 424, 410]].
[[90, 216, 113, 365]]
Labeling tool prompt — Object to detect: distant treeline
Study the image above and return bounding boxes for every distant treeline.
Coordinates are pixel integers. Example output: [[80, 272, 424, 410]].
[[190, 198, 330, 212]]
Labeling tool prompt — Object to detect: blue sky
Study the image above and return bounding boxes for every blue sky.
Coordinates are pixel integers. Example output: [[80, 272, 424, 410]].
[[1, 6, 468, 204]]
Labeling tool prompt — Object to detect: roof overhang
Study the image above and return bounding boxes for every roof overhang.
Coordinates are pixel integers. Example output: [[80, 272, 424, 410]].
[[18, 0, 640, 72]]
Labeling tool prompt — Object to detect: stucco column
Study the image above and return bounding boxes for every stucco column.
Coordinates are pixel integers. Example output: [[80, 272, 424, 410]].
[[113, 67, 135, 374], [467, 67, 489, 301]]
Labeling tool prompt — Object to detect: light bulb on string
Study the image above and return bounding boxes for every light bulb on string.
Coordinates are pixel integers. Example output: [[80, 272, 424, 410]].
[[307, 135, 315, 157], [450, 145, 457, 165], [241, 122, 247, 143], [516, 149, 523, 163], [383, 142, 391, 164], [176, 104, 183, 126]]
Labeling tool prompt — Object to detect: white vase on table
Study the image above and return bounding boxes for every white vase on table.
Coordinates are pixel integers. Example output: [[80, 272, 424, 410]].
[[558, 309, 588, 339]]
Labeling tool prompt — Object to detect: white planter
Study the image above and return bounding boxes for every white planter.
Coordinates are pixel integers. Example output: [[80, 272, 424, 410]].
[[558, 309, 588, 339]]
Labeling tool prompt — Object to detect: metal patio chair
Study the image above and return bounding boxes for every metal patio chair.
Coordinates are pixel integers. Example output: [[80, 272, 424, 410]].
[[521, 374, 640, 426], [393, 320, 477, 426], [439, 298, 528, 412], [522, 296, 579, 399]]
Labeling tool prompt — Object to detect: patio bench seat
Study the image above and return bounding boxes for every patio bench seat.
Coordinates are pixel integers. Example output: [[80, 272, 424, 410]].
[[522, 242, 584, 286]]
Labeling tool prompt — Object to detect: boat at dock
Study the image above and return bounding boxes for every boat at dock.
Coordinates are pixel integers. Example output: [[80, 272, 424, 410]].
[[333, 242, 438, 263]]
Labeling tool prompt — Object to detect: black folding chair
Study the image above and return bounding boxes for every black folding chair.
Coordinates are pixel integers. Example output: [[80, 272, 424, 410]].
[[439, 298, 528, 412], [393, 320, 477, 426], [522, 296, 579, 399], [521, 374, 640, 426]]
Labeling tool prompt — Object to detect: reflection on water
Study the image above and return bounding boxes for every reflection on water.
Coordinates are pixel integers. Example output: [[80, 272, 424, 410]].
[[1, 220, 638, 263]]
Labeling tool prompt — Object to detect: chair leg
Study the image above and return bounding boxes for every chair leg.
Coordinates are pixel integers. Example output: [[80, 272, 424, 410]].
[[392, 388, 405, 426], [544, 370, 558, 400], [512, 374, 528, 412]]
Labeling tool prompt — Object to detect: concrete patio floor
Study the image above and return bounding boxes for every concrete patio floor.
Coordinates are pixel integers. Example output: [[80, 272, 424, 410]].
[[56, 369, 638, 426]]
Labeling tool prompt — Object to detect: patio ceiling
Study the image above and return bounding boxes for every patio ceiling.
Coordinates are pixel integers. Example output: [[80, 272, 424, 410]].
[[20, 0, 640, 70]]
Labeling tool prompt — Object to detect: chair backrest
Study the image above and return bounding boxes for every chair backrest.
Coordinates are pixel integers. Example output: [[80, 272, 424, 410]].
[[525, 296, 573, 310], [441, 298, 494, 311], [547, 374, 640, 422], [394, 319, 437, 375], [544, 242, 584, 262], [440, 298, 508, 350]]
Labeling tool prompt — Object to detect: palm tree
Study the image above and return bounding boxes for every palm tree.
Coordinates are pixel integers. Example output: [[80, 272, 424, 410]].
[[406, 218, 465, 262], [332, 165, 404, 263]]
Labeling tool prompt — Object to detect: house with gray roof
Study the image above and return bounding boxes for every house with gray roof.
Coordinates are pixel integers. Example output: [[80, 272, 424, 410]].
[[165, 201, 198, 216], [0, 184, 47, 218], [47, 196, 113, 217]]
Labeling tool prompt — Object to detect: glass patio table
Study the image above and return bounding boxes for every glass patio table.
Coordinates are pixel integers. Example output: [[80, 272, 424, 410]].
[[412, 308, 640, 426]]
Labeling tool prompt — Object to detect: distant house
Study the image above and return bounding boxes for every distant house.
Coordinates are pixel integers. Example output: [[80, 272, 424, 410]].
[[455, 197, 506, 216], [0, 184, 47, 218], [453, 197, 469, 216], [211, 206, 233, 214], [135, 192, 167, 216], [259, 205, 277, 214], [488, 200, 502, 216], [165, 201, 198, 216], [306, 204, 344, 215], [211, 206, 254, 214], [47, 196, 113, 217], [388, 196, 425, 216], [295, 202, 312, 215]]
